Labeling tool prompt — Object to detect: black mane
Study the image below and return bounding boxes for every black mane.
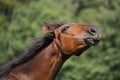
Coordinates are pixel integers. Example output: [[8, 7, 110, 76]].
[[0, 33, 55, 77], [0, 22, 63, 78]]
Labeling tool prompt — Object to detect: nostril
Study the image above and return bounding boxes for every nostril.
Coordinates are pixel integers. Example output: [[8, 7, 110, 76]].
[[88, 27, 97, 35], [90, 28, 96, 33]]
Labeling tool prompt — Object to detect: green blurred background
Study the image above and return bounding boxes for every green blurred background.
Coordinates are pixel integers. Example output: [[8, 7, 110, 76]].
[[0, 0, 120, 80]]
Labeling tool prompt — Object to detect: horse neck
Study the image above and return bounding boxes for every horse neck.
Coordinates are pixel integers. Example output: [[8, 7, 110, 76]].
[[11, 41, 68, 80]]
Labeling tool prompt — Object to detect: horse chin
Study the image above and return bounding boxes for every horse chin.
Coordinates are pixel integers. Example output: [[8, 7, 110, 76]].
[[74, 40, 100, 56], [74, 45, 91, 56]]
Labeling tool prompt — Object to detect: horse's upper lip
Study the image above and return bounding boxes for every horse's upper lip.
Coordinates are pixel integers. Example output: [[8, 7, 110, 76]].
[[84, 37, 100, 45]]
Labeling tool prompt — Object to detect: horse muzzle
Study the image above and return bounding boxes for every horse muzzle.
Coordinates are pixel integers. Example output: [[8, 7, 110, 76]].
[[84, 26, 101, 45]]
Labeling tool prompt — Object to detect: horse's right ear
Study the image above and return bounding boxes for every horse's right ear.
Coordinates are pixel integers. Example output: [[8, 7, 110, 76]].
[[43, 21, 63, 34]]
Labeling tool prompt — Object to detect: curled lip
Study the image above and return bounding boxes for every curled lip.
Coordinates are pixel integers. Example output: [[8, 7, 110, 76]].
[[84, 37, 100, 46]]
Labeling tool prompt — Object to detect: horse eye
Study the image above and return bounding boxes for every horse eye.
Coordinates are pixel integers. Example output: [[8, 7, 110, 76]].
[[61, 26, 69, 33]]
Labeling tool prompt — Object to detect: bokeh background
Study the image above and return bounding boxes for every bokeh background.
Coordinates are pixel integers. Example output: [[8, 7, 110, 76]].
[[0, 0, 120, 80]]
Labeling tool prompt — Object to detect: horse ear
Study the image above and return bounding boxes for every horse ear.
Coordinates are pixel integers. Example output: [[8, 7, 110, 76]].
[[43, 21, 63, 34], [43, 21, 54, 34]]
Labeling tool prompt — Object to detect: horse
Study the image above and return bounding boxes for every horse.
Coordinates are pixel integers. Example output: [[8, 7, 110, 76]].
[[0, 21, 101, 80]]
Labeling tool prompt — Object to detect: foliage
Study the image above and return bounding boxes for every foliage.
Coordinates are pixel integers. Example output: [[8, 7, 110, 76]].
[[0, 0, 120, 80]]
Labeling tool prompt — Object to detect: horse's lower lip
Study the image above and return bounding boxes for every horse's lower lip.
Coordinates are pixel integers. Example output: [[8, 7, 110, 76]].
[[84, 38, 100, 45]]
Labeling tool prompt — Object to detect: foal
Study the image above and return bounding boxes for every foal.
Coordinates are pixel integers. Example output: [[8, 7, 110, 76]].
[[0, 22, 101, 80]]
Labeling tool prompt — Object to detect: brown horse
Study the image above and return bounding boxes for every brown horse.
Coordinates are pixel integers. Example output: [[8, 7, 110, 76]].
[[0, 22, 101, 80]]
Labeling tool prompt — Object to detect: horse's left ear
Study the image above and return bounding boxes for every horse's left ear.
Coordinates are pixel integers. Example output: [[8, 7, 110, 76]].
[[43, 21, 63, 34]]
